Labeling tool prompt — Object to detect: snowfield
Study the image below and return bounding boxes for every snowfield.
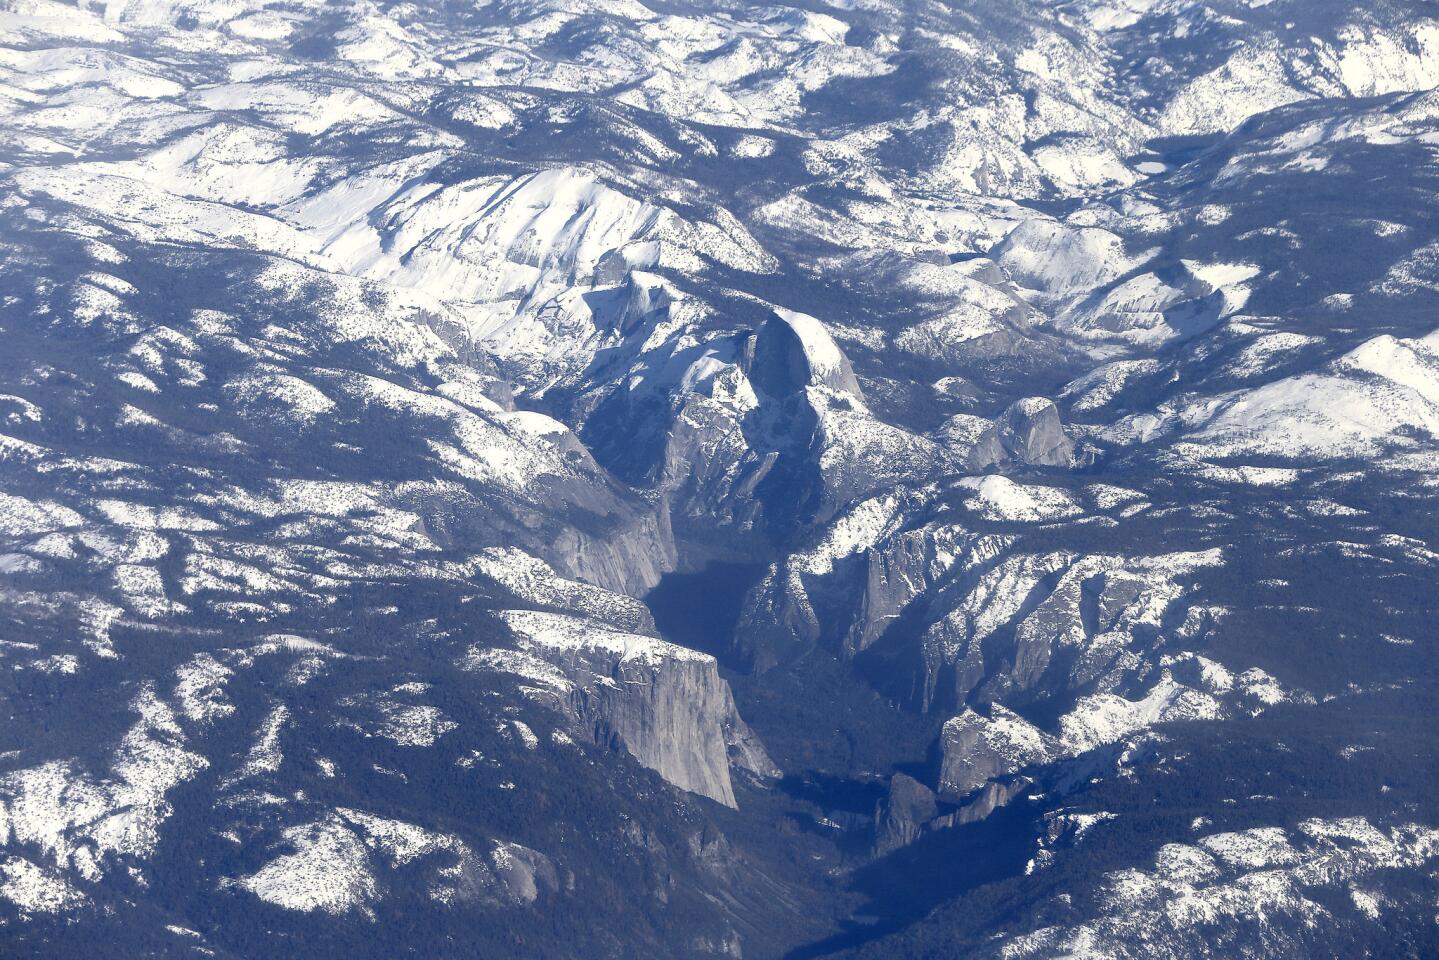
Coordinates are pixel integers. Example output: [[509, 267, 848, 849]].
[[0, 0, 1437, 955]]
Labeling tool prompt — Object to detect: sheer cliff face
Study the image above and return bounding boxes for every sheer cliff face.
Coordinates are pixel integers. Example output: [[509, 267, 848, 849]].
[[574, 652, 757, 809], [4, 0, 1439, 956], [491, 609, 775, 808]]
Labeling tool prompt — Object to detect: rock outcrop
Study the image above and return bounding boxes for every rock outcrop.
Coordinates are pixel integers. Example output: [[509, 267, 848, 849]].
[[967, 397, 1075, 470], [755, 309, 865, 401], [938, 706, 1055, 802], [873, 773, 940, 855], [493, 610, 776, 807]]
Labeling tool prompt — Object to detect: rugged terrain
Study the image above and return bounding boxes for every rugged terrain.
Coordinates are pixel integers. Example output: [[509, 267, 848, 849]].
[[0, 0, 1437, 956]]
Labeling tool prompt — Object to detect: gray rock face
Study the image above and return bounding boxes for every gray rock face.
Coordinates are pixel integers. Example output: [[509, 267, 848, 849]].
[[968, 397, 1074, 470], [938, 706, 1055, 802], [571, 654, 739, 805], [997, 397, 1075, 466], [752, 309, 866, 401], [933, 778, 1033, 830], [874, 765, 1034, 856], [482, 843, 561, 906], [725, 710, 783, 784], [655, 366, 782, 548], [845, 529, 936, 657], [874, 773, 940, 856], [547, 502, 677, 597], [733, 565, 823, 672], [407, 455, 679, 600], [516, 621, 775, 807], [578, 306, 863, 557]]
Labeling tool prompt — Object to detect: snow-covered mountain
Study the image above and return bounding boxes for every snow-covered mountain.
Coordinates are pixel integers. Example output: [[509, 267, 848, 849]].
[[1, 0, 1437, 956]]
